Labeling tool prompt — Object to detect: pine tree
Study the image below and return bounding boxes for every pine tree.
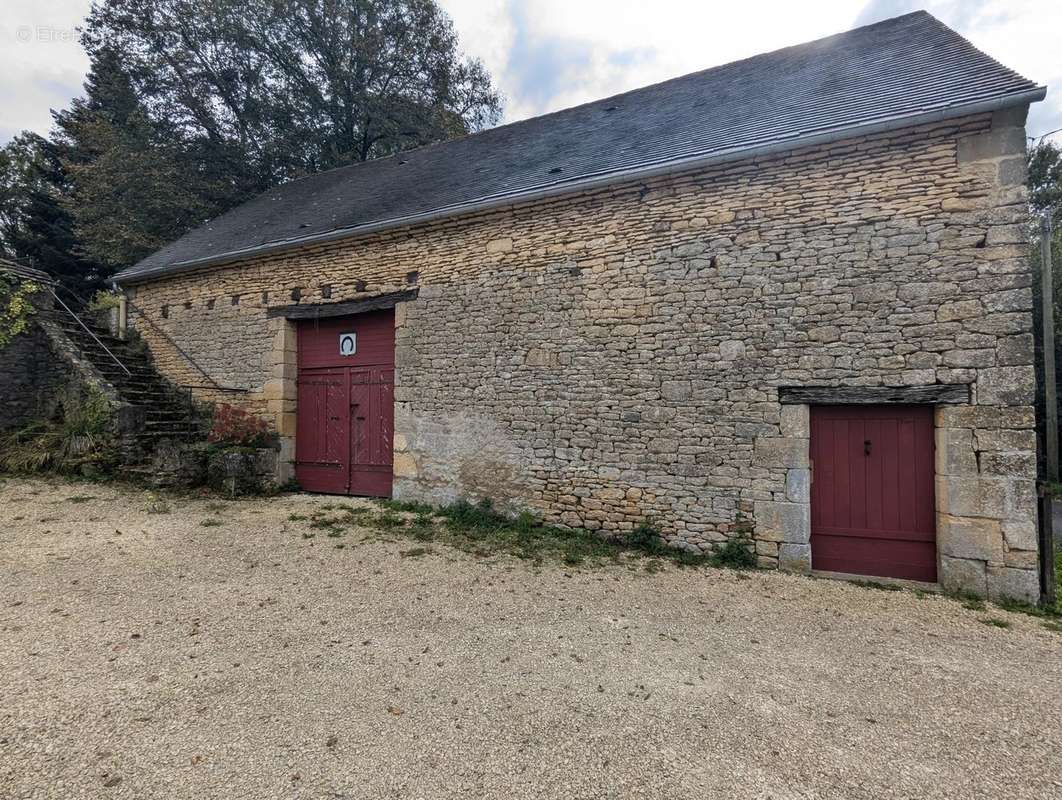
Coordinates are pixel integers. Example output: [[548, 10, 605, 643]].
[[54, 49, 219, 273], [0, 132, 103, 291]]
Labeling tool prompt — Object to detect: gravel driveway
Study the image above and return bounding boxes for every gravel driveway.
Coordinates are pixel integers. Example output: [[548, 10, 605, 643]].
[[2, 477, 1060, 799]]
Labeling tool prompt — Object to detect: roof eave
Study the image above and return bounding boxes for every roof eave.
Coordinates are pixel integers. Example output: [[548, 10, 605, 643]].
[[113, 85, 1047, 288]]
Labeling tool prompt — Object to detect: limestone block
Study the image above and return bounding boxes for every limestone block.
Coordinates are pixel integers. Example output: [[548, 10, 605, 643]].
[[1001, 519, 1038, 552], [986, 565, 1039, 604], [978, 450, 1036, 479], [936, 514, 1004, 562], [525, 347, 558, 367], [938, 555, 987, 597], [719, 340, 746, 360], [956, 127, 1026, 163], [754, 500, 810, 544], [277, 412, 297, 437], [272, 362, 297, 381], [261, 379, 288, 401], [661, 380, 692, 401], [393, 452, 419, 478], [753, 437, 809, 468], [995, 334, 1033, 366], [785, 468, 811, 503], [936, 476, 1006, 518], [778, 543, 812, 573], [755, 539, 779, 557], [486, 237, 513, 253], [997, 157, 1027, 187], [973, 428, 1036, 452], [935, 428, 978, 476], [266, 398, 296, 415], [982, 287, 1031, 313], [1003, 549, 1038, 569], [1003, 479, 1037, 522], [779, 405, 809, 438]]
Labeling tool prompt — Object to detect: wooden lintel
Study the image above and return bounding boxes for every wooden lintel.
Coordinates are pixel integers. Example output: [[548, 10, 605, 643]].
[[267, 289, 418, 320], [778, 384, 971, 405]]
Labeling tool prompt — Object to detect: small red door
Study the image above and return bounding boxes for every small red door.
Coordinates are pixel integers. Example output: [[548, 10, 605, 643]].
[[295, 310, 395, 496], [810, 405, 937, 582]]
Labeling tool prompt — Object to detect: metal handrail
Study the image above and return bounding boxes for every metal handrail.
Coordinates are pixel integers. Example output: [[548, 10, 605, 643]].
[[124, 298, 249, 393], [49, 288, 132, 376]]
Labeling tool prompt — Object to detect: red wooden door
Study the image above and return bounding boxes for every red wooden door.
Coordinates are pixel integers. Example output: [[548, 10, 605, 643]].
[[296, 310, 395, 496], [810, 405, 936, 582]]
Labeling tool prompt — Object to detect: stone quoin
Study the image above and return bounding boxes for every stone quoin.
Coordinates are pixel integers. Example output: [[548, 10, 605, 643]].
[[111, 12, 1050, 602]]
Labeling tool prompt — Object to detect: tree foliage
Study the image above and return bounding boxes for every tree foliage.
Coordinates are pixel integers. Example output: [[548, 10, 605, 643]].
[[1028, 140, 1062, 225], [53, 48, 221, 271], [81, 0, 502, 185], [1, 0, 502, 288], [0, 133, 104, 292]]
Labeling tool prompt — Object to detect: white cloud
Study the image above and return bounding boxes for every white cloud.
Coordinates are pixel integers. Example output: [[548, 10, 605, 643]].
[[441, 0, 1061, 142], [442, 0, 860, 123], [0, 0, 91, 141], [1, 0, 1058, 145]]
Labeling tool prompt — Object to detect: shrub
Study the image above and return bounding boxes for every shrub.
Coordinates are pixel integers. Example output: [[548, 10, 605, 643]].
[[713, 536, 756, 569], [207, 404, 274, 447], [626, 522, 666, 554], [0, 386, 117, 475]]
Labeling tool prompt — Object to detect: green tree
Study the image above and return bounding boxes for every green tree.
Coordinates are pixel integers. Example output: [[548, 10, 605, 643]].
[[38, 0, 503, 281], [53, 48, 221, 272], [81, 0, 503, 185], [1028, 140, 1062, 315], [0, 132, 104, 291]]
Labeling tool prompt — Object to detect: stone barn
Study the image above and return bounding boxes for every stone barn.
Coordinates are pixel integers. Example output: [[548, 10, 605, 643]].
[[112, 12, 1050, 602]]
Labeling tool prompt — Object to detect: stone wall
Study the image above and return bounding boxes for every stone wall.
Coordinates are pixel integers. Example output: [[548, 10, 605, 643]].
[[0, 322, 70, 430], [124, 107, 1041, 601], [0, 284, 72, 431]]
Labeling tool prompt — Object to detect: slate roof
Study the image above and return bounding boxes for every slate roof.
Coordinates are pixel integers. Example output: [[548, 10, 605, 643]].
[[115, 11, 1044, 284]]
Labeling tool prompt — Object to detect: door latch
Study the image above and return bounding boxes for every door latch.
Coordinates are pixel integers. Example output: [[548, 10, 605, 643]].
[[864, 439, 872, 456]]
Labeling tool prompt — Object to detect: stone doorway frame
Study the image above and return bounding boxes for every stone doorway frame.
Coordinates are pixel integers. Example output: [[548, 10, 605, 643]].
[[764, 384, 973, 580], [262, 289, 419, 487]]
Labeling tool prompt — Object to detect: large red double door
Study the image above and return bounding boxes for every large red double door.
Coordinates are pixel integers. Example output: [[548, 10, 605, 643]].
[[810, 405, 937, 582], [295, 310, 395, 496]]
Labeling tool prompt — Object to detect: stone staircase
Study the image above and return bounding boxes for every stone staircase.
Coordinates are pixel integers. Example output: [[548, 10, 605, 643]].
[[51, 310, 206, 461]]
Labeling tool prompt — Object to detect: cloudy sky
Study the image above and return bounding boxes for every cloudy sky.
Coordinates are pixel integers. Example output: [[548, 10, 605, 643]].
[[1, 0, 1059, 146]]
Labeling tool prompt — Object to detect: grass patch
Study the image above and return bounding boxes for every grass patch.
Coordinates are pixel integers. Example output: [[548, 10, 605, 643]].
[[1042, 619, 1062, 634], [285, 495, 765, 572], [373, 512, 406, 529], [200, 518, 224, 528], [67, 495, 96, 503], [376, 498, 435, 515], [979, 617, 1011, 629]]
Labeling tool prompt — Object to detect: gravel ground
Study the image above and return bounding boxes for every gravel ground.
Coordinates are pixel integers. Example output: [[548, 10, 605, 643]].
[[1, 477, 1060, 800]]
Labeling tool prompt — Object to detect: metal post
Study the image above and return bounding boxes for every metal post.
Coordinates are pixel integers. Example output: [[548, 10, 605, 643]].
[[118, 294, 128, 341], [1040, 213, 1057, 607]]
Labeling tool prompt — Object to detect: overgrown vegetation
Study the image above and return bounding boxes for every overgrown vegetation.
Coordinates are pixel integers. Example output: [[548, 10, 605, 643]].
[[0, 385, 116, 476], [291, 496, 757, 571], [0, 274, 40, 349]]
